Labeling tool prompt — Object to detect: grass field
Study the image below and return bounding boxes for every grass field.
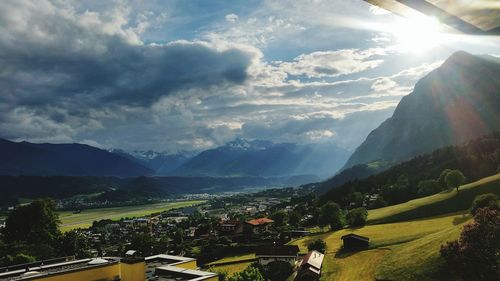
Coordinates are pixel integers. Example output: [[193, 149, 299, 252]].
[[203, 174, 500, 280], [288, 211, 470, 281], [58, 200, 205, 231], [286, 174, 500, 281], [368, 173, 500, 224]]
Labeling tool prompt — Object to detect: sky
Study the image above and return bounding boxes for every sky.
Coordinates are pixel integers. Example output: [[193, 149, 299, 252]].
[[0, 0, 498, 153]]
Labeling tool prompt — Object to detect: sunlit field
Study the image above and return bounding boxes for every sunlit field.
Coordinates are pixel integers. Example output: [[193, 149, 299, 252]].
[[58, 200, 205, 231], [287, 174, 500, 281]]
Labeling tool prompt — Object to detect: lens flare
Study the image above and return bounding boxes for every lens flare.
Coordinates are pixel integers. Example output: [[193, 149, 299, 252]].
[[389, 15, 444, 53]]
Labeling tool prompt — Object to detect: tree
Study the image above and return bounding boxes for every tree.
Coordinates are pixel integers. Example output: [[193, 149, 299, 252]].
[[417, 179, 442, 197], [345, 192, 364, 208], [445, 170, 465, 191], [440, 208, 499, 281], [318, 201, 344, 230], [208, 267, 228, 281], [346, 207, 368, 227], [271, 210, 288, 227], [438, 169, 453, 188], [59, 230, 92, 258], [470, 193, 499, 215], [368, 196, 387, 209], [2, 198, 61, 245], [288, 211, 302, 228], [11, 253, 35, 265], [229, 265, 264, 281], [307, 239, 326, 254], [262, 261, 294, 281]]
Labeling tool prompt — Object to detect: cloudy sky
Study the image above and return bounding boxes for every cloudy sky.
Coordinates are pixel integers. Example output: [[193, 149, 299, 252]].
[[0, 0, 498, 153]]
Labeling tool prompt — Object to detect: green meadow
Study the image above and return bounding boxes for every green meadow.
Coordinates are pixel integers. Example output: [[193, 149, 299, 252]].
[[209, 173, 499, 280], [58, 200, 205, 231], [289, 173, 500, 281]]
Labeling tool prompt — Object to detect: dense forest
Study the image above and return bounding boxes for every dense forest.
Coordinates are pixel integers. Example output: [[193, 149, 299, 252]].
[[320, 132, 500, 207]]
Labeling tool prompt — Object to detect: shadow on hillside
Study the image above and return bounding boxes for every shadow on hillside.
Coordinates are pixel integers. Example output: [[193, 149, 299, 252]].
[[452, 214, 470, 225]]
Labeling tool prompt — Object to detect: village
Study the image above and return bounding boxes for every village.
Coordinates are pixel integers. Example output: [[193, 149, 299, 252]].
[[46, 187, 375, 281]]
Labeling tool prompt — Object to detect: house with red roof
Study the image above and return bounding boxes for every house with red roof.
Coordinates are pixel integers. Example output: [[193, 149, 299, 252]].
[[245, 217, 274, 234]]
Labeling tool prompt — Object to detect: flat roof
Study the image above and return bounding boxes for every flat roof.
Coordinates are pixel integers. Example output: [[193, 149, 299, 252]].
[[0, 258, 119, 281], [154, 265, 217, 281], [145, 254, 196, 272]]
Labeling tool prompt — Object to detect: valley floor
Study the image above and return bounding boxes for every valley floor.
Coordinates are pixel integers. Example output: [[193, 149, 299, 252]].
[[58, 200, 205, 231]]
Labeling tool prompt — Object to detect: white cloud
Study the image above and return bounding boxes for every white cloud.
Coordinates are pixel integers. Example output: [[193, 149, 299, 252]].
[[277, 48, 386, 78], [225, 13, 239, 22], [371, 77, 397, 92]]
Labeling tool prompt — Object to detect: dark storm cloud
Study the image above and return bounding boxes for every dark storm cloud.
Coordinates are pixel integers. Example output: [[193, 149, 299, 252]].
[[0, 0, 255, 109]]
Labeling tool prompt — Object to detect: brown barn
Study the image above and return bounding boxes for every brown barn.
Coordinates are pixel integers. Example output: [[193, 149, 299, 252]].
[[341, 233, 369, 250]]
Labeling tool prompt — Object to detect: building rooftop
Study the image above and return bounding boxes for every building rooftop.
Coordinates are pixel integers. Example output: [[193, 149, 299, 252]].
[[300, 250, 324, 270], [255, 245, 300, 257], [154, 266, 217, 281], [245, 218, 274, 226], [341, 233, 370, 242], [145, 254, 196, 270], [0, 258, 119, 281]]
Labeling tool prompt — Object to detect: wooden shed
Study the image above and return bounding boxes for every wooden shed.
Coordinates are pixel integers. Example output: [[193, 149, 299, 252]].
[[341, 233, 369, 250]]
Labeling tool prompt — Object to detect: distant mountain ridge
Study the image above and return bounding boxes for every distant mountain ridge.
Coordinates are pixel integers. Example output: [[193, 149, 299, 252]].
[[0, 138, 152, 177], [172, 138, 351, 178], [112, 149, 193, 175], [343, 51, 500, 169]]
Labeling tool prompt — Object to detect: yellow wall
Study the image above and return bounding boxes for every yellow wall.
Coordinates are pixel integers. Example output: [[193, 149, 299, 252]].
[[175, 260, 197, 270], [35, 263, 120, 281], [121, 261, 146, 281]]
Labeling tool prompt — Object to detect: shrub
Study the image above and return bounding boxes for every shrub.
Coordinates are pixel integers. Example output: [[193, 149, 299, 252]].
[[307, 239, 326, 254], [368, 196, 388, 209], [229, 265, 264, 281], [470, 193, 499, 215], [417, 179, 442, 196], [440, 208, 499, 281], [346, 207, 368, 227], [262, 261, 294, 281]]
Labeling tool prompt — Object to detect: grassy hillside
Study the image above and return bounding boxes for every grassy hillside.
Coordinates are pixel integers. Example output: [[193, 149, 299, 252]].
[[58, 200, 205, 231], [287, 173, 499, 281], [289, 212, 469, 281], [368, 173, 500, 224]]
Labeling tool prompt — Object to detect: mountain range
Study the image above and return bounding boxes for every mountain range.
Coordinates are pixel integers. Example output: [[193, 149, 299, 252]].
[[0, 138, 152, 177], [170, 138, 351, 178], [0, 137, 350, 180], [343, 51, 500, 170]]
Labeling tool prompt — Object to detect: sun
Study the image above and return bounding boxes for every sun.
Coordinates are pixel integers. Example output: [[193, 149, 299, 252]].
[[389, 14, 444, 53]]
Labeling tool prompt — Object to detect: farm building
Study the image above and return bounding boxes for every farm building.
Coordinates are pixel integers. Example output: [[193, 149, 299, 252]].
[[341, 233, 370, 250], [255, 244, 299, 265], [296, 250, 325, 281]]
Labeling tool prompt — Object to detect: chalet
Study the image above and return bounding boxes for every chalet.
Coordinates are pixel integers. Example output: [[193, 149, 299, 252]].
[[290, 230, 311, 239], [219, 220, 243, 235], [341, 233, 369, 250], [255, 245, 300, 265], [296, 250, 325, 281], [245, 217, 274, 234]]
